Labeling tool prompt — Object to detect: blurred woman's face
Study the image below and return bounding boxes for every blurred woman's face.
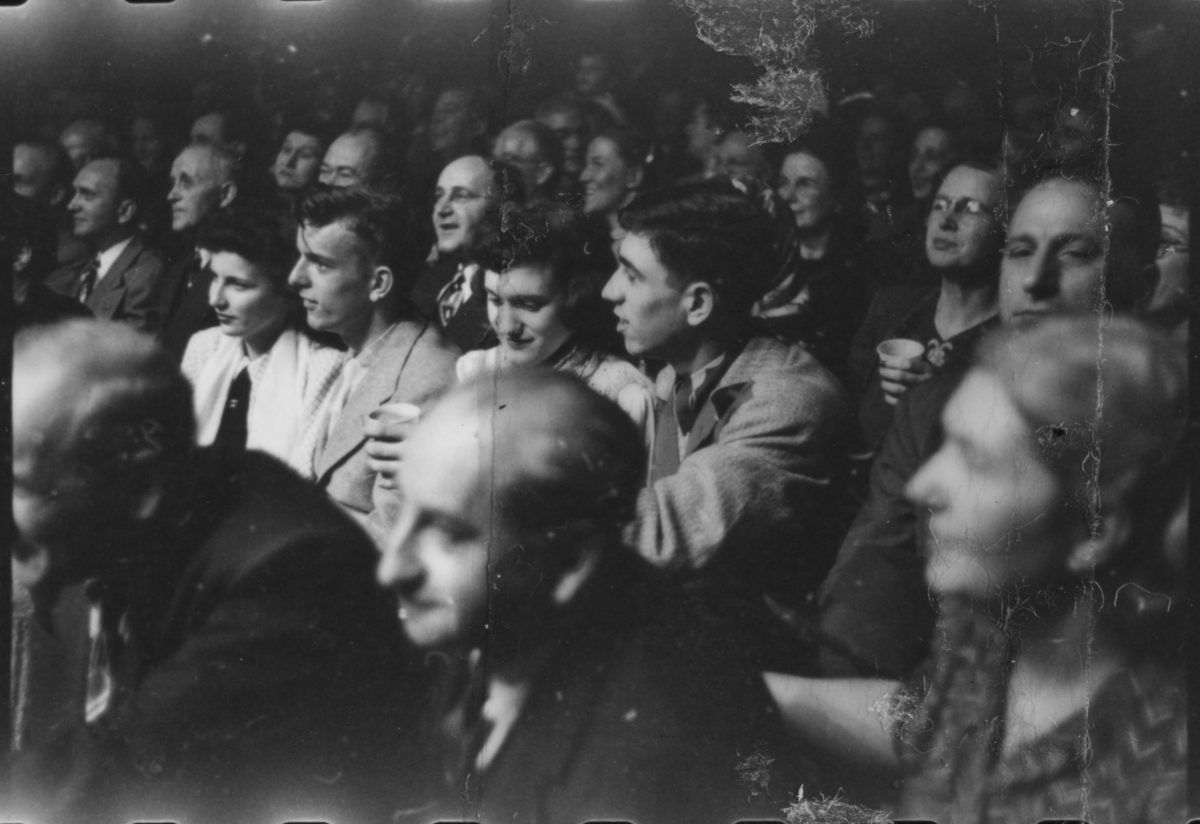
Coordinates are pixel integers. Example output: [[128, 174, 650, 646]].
[[908, 126, 954, 201], [485, 264, 572, 367], [906, 369, 1076, 599], [776, 152, 834, 232], [580, 137, 638, 216]]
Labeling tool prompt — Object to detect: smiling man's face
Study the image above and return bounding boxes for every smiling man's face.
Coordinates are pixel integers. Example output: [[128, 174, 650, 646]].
[[432, 156, 498, 258]]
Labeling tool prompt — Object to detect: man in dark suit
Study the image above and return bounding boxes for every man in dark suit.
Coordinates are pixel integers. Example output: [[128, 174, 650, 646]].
[[8, 320, 422, 824], [377, 369, 798, 824], [288, 186, 459, 536], [601, 180, 847, 668], [64, 155, 165, 333]]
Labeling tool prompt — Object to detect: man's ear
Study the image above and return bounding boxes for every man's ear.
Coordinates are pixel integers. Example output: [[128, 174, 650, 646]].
[[48, 183, 68, 210], [217, 180, 238, 209], [535, 162, 554, 189], [627, 165, 645, 191], [550, 542, 601, 607], [14, 244, 33, 275], [1066, 505, 1131, 574], [116, 198, 138, 227], [683, 281, 715, 328], [369, 265, 395, 302]]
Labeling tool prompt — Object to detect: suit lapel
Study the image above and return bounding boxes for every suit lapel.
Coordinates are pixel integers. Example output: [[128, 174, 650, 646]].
[[86, 237, 141, 316], [314, 317, 427, 481], [684, 379, 750, 456], [483, 640, 612, 803]]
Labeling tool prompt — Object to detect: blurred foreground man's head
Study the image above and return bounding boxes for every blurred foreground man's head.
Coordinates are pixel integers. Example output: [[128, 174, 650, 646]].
[[377, 369, 643, 664], [13, 320, 195, 609]]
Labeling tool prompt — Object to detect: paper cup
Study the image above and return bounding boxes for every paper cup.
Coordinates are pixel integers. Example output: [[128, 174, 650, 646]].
[[368, 402, 421, 426], [876, 338, 925, 363]]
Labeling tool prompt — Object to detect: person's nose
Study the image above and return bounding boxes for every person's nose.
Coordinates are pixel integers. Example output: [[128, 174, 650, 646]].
[[495, 304, 521, 338], [1022, 249, 1059, 298], [284, 150, 299, 170], [68, 194, 82, 214], [905, 447, 947, 510], [167, 182, 181, 205], [601, 270, 622, 304], [434, 193, 452, 218], [209, 278, 226, 309], [287, 258, 309, 291], [376, 510, 426, 595]]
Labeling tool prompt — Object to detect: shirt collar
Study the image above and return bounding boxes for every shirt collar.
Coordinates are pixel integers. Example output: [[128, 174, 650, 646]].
[[94, 236, 135, 283]]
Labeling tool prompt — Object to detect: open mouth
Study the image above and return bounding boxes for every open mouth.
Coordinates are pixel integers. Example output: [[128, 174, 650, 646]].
[[931, 238, 957, 251]]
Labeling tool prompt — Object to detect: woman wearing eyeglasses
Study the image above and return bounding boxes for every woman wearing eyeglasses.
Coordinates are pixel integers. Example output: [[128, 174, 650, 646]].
[[849, 160, 1004, 451]]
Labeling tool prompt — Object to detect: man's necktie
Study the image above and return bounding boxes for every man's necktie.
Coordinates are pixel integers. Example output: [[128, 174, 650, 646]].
[[77, 256, 101, 304], [438, 264, 471, 326], [213, 367, 251, 464]]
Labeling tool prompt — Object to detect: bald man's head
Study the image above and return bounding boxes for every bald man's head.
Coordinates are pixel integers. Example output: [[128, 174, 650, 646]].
[[376, 369, 644, 655]]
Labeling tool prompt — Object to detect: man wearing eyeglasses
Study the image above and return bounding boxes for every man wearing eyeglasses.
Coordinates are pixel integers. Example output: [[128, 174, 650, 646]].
[[848, 160, 1004, 451]]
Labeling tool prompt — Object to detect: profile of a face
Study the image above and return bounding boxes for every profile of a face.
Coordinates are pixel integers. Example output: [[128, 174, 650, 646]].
[[581, 137, 640, 216], [906, 369, 1074, 599]]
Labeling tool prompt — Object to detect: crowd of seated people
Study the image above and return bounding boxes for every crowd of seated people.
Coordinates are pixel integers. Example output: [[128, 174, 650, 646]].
[[7, 33, 1191, 824]]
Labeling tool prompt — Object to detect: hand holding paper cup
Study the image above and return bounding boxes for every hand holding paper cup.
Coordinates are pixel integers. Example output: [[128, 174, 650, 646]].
[[364, 402, 421, 488], [876, 338, 932, 405]]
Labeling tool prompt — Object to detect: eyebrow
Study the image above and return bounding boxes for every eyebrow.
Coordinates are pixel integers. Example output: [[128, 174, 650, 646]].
[[1006, 230, 1095, 245], [616, 254, 640, 277], [302, 250, 335, 266]]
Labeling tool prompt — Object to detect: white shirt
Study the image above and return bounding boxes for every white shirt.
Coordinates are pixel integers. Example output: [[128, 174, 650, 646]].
[[93, 236, 135, 286]]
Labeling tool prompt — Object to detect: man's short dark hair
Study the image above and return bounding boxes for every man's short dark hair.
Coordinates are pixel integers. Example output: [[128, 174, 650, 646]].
[[342, 125, 398, 189], [297, 186, 423, 292], [279, 110, 336, 153], [90, 153, 151, 220], [197, 206, 296, 289], [619, 179, 778, 317]]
